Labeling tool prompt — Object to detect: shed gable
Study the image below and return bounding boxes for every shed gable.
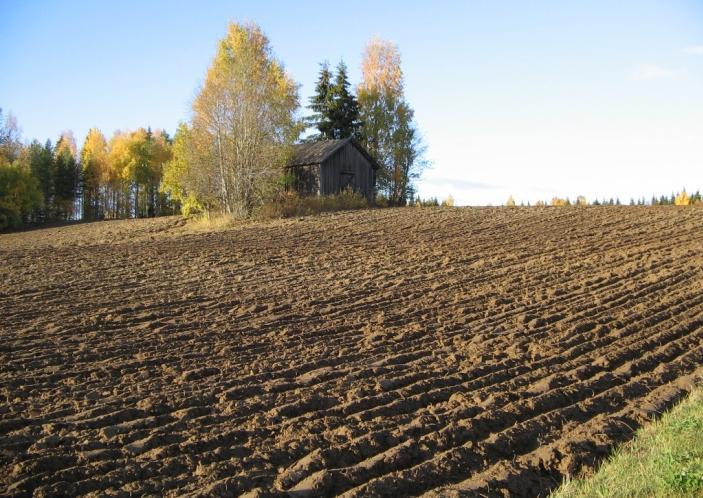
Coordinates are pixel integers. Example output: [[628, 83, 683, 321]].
[[286, 138, 378, 201]]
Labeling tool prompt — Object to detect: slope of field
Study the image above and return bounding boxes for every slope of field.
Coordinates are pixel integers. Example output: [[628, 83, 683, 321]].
[[1, 207, 702, 497]]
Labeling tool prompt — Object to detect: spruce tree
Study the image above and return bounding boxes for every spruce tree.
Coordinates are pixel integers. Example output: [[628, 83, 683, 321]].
[[308, 62, 335, 140], [54, 136, 79, 221], [329, 61, 362, 140], [308, 61, 362, 140], [28, 140, 55, 221]]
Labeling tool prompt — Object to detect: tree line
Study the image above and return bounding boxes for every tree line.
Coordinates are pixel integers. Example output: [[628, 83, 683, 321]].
[[504, 191, 703, 207], [0, 109, 176, 229]]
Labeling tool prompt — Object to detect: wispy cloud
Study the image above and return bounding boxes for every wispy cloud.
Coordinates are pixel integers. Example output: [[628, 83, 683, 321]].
[[683, 45, 703, 56], [422, 177, 501, 190], [633, 64, 676, 80]]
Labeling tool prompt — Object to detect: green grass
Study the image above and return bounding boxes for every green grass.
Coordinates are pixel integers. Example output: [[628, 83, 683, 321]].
[[552, 388, 703, 498]]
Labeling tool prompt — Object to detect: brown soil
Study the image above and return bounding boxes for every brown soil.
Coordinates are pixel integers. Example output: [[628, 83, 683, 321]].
[[1, 206, 702, 497]]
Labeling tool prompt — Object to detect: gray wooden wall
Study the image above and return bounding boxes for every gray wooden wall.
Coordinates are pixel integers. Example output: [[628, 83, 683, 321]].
[[319, 143, 376, 200]]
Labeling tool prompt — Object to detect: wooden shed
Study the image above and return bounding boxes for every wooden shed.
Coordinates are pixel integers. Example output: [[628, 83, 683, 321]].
[[286, 138, 380, 201]]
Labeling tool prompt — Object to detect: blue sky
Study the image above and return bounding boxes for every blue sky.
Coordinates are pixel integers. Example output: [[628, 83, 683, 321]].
[[2, 0, 702, 205]]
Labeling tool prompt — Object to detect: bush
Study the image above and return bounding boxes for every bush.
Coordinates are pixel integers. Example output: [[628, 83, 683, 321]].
[[255, 188, 369, 219], [181, 193, 204, 218]]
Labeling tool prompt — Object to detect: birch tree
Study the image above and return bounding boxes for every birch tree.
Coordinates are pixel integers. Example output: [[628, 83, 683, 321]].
[[80, 128, 108, 220], [190, 22, 300, 217], [358, 38, 425, 205]]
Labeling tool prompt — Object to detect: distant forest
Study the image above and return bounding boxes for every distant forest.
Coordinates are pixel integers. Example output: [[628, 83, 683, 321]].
[[505, 191, 702, 208]]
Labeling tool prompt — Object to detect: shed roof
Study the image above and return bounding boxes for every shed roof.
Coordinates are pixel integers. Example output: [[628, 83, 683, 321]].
[[287, 138, 380, 170]]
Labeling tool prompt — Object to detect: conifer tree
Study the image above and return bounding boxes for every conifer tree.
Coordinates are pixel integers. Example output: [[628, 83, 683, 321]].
[[308, 62, 335, 140], [54, 133, 79, 220], [308, 61, 362, 140], [329, 61, 362, 139], [28, 140, 54, 221]]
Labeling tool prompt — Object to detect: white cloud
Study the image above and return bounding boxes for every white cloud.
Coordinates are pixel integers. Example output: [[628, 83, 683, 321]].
[[633, 64, 676, 80], [683, 45, 703, 56]]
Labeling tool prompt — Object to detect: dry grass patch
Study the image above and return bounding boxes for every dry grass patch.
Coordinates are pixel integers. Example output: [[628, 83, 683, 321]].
[[186, 213, 240, 232]]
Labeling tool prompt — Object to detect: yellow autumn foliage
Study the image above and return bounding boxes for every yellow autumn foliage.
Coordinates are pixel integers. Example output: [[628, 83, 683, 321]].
[[359, 38, 404, 96], [674, 190, 690, 206]]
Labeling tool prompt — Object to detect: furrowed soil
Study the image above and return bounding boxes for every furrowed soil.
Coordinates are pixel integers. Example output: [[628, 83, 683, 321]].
[[1, 207, 702, 497]]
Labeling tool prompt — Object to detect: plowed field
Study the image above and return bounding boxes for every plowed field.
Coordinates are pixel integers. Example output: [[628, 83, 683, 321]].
[[2, 207, 702, 497]]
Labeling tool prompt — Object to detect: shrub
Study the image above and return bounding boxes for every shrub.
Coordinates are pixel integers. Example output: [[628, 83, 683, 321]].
[[179, 193, 204, 218], [255, 188, 369, 219], [374, 195, 390, 208]]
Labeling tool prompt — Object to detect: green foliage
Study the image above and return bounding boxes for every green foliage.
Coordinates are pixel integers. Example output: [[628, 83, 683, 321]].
[[0, 158, 43, 229], [307, 62, 335, 140], [161, 123, 215, 217], [161, 124, 189, 207], [307, 61, 362, 141], [28, 140, 54, 220], [330, 61, 362, 140], [180, 193, 204, 217], [54, 135, 79, 220]]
